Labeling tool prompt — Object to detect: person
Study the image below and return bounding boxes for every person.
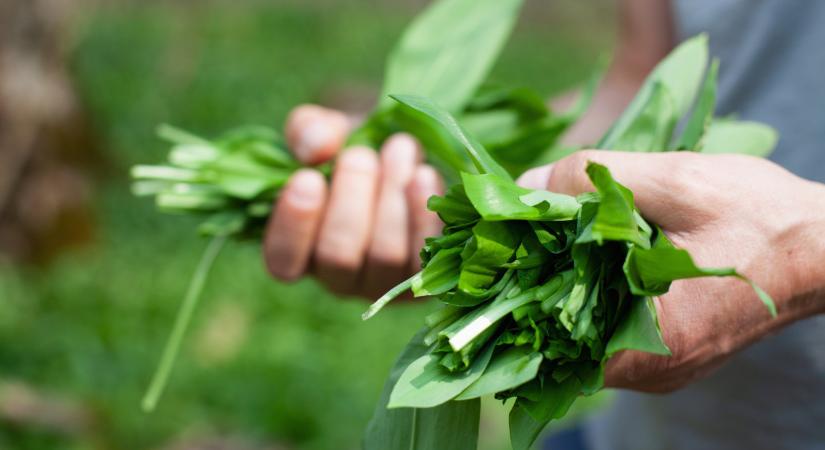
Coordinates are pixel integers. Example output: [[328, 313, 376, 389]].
[[263, 1, 825, 448]]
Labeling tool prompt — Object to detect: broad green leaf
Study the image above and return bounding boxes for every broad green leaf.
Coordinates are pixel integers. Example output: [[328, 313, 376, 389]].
[[675, 59, 719, 151], [508, 376, 581, 450], [197, 210, 247, 236], [413, 247, 464, 296], [599, 34, 708, 149], [458, 221, 519, 295], [623, 245, 777, 316], [427, 184, 479, 226], [609, 81, 677, 152], [701, 120, 778, 157], [461, 172, 579, 221], [379, 0, 524, 114], [157, 123, 212, 146], [605, 296, 670, 356], [388, 340, 495, 408], [363, 329, 481, 450], [392, 94, 512, 179], [583, 162, 646, 246], [454, 347, 542, 400], [441, 269, 514, 307]]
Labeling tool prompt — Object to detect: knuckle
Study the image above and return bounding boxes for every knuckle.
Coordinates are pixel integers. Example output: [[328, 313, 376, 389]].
[[315, 238, 364, 273], [550, 151, 594, 194], [368, 246, 408, 270]]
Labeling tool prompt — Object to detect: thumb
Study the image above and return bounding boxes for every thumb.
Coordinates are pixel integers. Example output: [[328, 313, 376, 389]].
[[519, 150, 700, 228], [285, 104, 351, 165]]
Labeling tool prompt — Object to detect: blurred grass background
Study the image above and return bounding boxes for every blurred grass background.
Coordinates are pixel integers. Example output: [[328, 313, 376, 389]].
[[0, 1, 614, 449]]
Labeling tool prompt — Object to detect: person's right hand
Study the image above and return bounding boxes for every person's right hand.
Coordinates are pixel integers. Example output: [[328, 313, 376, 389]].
[[263, 105, 444, 298], [520, 150, 825, 393]]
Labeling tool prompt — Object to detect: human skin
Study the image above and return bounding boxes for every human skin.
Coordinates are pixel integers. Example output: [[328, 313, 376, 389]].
[[263, 105, 443, 298], [263, 0, 673, 298], [519, 150, 825, 392], [262, 0, 825, 391]]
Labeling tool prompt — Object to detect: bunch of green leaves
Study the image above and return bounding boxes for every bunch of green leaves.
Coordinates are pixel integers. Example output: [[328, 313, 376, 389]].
[[131, 0, 602, 413], [361, 35, 778, 450]]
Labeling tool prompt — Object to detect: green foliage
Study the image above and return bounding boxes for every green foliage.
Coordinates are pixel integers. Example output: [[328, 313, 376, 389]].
[[363, 35, 778, 450], [3, 2, 609, 450]]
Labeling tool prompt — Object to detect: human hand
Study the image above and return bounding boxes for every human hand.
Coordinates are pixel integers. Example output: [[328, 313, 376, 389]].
[[263, 105, 443, 297], [519, 151, 825, 392]]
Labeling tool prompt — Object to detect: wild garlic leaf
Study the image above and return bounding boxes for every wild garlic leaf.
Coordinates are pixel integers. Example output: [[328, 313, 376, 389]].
[[623, 244, 777, 315], [461, 172, 579, 221], [392, 94, 513, 179], [605, 296, 671, 356], [583, 162, 647, 247], [388, 339, 495, 408], [508, 376, 581, 450], [675, 59, 719, 151], [378, 0, 524, 114], [599, 34, 709, 149], [458, 221, 519, 295], [363, 329, 481, 450], [412, 246, 464, 296], [608, 81, 677, 152], [427, 184, 480, 226], [701, 119, 778, 157], [454, 347, 542, 400]]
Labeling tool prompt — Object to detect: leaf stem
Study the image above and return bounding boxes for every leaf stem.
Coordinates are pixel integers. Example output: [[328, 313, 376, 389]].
[[362, 274, 417, 320], [142, 234, 227, 412]]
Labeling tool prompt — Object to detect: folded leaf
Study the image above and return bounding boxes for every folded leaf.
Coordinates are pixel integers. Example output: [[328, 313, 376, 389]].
[[583, 162, 647, 246], [458, 221, 519, 295], [455, 346, 542, 400], [606, 296, 670, 356], [675, 59, 719, 151], [392, 94, 513, 179], [389, 340, 495, 408], [462, 172, 579, 221]]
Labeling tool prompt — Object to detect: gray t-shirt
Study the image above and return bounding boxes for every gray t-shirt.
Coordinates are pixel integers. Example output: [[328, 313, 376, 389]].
[[585, 1, 825, 449]]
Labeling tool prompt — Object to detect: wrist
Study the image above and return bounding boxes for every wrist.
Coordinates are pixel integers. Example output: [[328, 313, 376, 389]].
[[785, 180, 825, 316]]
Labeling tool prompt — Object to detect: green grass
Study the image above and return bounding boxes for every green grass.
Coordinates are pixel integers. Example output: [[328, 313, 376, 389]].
[[0, 1, 611, 449]]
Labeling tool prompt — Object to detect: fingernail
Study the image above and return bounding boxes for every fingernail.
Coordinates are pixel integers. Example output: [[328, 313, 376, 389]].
[[516, 165, 554, 190], [294, 121, 332, 163], [383, 134, 419, 165], [410, 165, 441, 196], [287, 170, 324, 208]]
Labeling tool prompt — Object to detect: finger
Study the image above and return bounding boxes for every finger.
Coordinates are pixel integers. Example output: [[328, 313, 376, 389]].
[[516, 164, 554, 189], [285, 104, 350, 165], [314, 146, 380, 294], [363, 134, 422, 295], [547, 150, 703, 228], [264, 169, 327, 281], [406, 164, 444, 272]]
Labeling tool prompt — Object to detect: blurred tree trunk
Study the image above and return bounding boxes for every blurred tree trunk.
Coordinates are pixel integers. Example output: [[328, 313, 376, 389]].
[[0, 0, 101, 264]]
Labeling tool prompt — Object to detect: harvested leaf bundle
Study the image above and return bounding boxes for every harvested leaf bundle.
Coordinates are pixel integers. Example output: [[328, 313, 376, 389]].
[[131, 0, 575, 412], [362, 35, 777, 450]]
